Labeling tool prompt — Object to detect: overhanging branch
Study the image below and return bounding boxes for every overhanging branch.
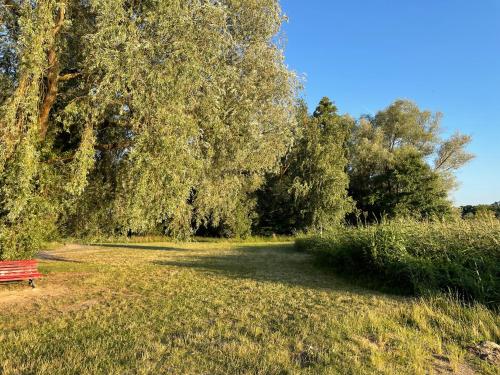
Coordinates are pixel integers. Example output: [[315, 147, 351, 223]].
[[46, 141, 133, 164], [3, 0, 21, 17], [58, 72, 82, 81]]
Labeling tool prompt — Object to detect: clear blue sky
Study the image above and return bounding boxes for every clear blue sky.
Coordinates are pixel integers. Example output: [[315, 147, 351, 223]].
[[280, 0, 499, 206]]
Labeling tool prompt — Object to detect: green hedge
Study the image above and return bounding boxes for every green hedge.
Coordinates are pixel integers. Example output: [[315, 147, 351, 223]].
[[296, 219, 500, 307]]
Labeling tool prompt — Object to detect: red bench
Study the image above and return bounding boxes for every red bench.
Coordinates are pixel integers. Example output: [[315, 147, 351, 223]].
[[0, 260, 42, 288]]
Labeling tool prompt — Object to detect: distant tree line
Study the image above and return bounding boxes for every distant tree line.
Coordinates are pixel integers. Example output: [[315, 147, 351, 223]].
[[0, 1, 477, 258], [461, 203, 500, 219]]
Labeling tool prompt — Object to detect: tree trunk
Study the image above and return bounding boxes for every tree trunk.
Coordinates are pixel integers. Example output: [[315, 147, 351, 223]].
[[38, 3, 66, 141], [38, 48, 59, 140]]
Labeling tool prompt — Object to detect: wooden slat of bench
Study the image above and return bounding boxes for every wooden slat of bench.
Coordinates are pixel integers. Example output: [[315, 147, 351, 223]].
[[0, 269, 39, 276], [0, 273, 42, 280], [0, 268, 40, 272], [0, 271, 40, 276], [0, 260, 38, 266], [0, 271, 42, 276], [0, 268, 41, 272], [0, 270, 42, 275], [0, 260, 38, 267]]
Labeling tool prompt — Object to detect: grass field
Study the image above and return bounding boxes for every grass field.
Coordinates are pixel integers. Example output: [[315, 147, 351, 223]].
[[0, 241, 498, 374]]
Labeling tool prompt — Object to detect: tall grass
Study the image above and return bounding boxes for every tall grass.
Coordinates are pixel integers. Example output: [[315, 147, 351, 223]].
[[296, 218, 500, 307]]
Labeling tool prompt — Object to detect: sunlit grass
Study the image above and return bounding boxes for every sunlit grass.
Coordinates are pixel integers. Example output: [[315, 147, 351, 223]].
[[1, 241, 498, 374]]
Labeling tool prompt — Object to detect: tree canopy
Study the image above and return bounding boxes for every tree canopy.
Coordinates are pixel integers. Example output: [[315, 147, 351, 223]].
[[0, 1, 477, 259], [257, 97, 353, 234], [0, 0, 297, 258], [348, 100, 473, 221]]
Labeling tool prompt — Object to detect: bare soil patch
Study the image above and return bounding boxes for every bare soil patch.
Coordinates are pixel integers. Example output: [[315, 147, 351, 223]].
[[432, 355, 476, 375], [0, 284, 67, 306]]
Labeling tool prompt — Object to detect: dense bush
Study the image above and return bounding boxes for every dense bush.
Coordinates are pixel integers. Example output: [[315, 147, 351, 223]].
[[0, 228, 41, 261], [296, 219, 500, 307], [0, 200, 57, 260]]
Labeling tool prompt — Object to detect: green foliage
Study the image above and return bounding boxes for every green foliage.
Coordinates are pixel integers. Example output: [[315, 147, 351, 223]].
[[462, 202, 500, 219], [0, 0, 297, 256], [0, 2, 478, 256], [348, 100, 473, 221], [257, 98, 353, 234], [358, 151, 452, 219], [296, 218, 500, 307]]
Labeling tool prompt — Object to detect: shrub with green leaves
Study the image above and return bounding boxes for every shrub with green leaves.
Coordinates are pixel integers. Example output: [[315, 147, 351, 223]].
[[296, 219, 500, 307]]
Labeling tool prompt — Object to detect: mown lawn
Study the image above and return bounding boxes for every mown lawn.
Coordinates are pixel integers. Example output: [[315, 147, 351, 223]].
[[0, 242, 498, 374]]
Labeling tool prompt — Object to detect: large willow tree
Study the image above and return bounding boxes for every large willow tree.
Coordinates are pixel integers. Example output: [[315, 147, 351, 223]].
[[0, 0, 296, 258]]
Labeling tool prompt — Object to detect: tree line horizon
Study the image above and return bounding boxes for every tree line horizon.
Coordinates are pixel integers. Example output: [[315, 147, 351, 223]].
[[0, 0, 489, 259]]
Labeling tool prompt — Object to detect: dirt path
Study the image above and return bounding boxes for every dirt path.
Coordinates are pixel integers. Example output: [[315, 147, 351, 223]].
[[0, 284, 68, 306]]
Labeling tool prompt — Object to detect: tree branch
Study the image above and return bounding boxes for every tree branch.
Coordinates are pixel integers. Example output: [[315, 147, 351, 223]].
[[38, 48, 60, 140], [46, 154, 76, 165], [45, 141, 133, 164], [2, 0, 21, 17], [52, 3, 66, 36], [38, 2, 67, 140], [94, 141, 132, 152], [434, 151, 453, 171], [58, 72, 82, 81]]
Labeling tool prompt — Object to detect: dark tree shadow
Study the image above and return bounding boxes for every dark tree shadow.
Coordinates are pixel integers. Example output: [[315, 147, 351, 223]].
[[37, 252, 82, 263], [152, 243, 384, 295], [92, 244, 192, 252]]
